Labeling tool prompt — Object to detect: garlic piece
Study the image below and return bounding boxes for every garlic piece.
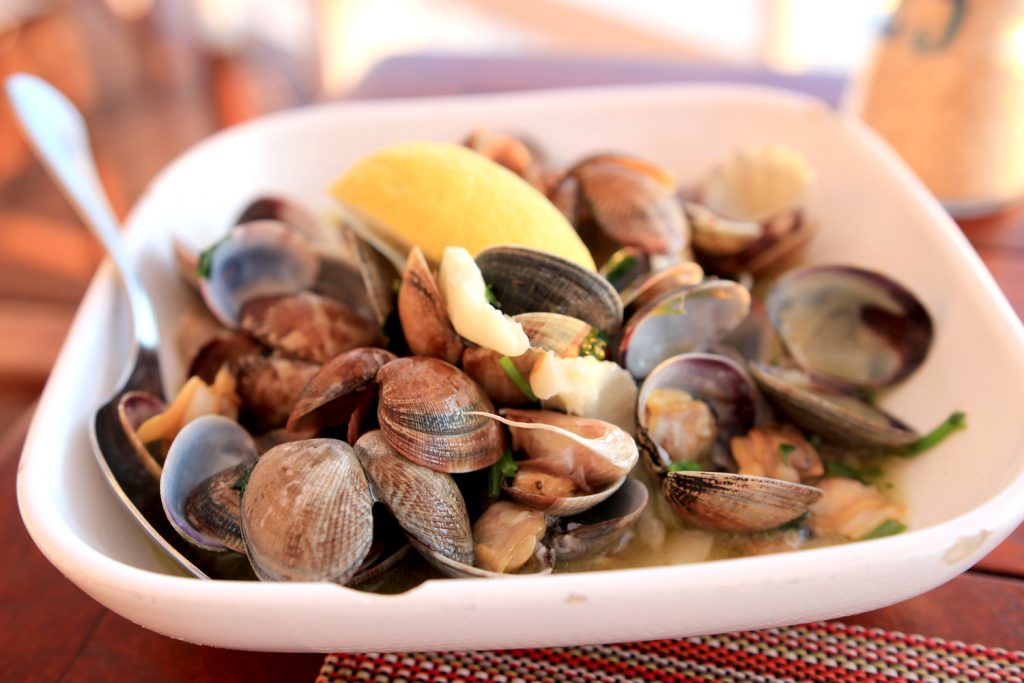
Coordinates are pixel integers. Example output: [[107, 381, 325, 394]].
[[528, 352, 637, 433], [438, 246, 530, 357]]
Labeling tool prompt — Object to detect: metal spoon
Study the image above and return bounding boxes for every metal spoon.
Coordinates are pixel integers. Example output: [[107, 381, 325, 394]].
[[6, 74, 252, 580]]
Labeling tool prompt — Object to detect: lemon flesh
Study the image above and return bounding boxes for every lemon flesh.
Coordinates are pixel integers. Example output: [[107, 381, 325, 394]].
[[329, 141, 595, 271]]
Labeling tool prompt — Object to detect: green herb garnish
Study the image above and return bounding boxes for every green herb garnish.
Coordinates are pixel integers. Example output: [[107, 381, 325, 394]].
[[601, 252, 639, 285], [498, 356, 538, 402], [196, 233, 230, 279], [488, 449, 519, 498], [231, 465, 254, 496], [904, 411, 967, 455], [484, 283, 501, 309], [778, 443, 796, 465], [861, 519, 907, 540], [824, 460, 870, 484], [667, 461, 702, 472], [579, 329, 609, 360]]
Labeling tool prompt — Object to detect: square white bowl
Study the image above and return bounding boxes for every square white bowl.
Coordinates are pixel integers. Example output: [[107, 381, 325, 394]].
[[17, 84, 1024, 652]]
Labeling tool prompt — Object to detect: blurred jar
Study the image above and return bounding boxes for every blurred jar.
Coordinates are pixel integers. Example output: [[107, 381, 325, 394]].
[[848, 0, 1024, 216]]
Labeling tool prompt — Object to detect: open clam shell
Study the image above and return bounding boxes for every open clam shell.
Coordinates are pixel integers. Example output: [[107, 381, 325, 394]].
[[377, 357, 505, 473], [160, 415, 258, 553], [563, 154, 688, 256], [550, 476, 649, 564], [619, 260, 704, 312], [239, 291, 381, 364], [618, 279, 751, 380], [636, 352, 759, 474], [409, 536, 554, 579], [749, 362, 920, 451], [118, 391, 167, 478], [474, 409, 638, 516], [701, 143, 813, 224], [515, 312, 596, 357], [765, 265, 934, 390], [398, 246, 464, 364], [287, 347, 397, 433], [354, 430, 474, 566], [198, 220, 319, 328], [663, 471, 822, 533], [476, 246, 623, 334], [241, 438, 374, 583], [235, 355, 319, 433]]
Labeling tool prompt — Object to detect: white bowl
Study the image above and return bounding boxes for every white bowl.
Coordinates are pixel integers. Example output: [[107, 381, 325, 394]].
[[17, 84, 1024, 652]]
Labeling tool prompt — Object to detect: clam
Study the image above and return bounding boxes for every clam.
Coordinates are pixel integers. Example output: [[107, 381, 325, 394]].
[[663, 471, 822, 533], [160, 415, 258, 553], [461, 346, 542, 405], [463, 129, 547, 189], [690, 144, 815, 275], [287, 347, 397, 433], [240, 438, 374, 583], [377, 357, 505, 473], [765, 265, 933, 390], [234, 354, 320, 433], [239, 290, 382, 364], [809, 477, 905, 540], [472, 501, 550, 574], [618, 279, 751, 380], [549, 476, 649, 564], [515, 312, 598, 358], [398, 246, 464, 364], [134, 368, 240, 457], [338, 223, 400, 327], [636, 353, 758, 474], [176, 312, 262, 384], [475, 245, 623, 334], [474, 409, 638, 516], [748, 362, 920, 451], [198, 221, 319, 328], [117, 391, 167, 478], [354, 430, 474, 565], [553, 154, 689, 256], [234, 196, 341, 251], [618, 260, 704, 312]]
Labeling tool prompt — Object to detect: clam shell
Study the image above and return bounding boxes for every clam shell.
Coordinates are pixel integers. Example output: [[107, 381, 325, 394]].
[[618, 279, 751, 380], [514, 312, 596, 357], [287, 347, 397, 433], [550, 477, 649, 563], [377, 357, 505, 473], [636, 352, 759, 473], [476, 246, 623, 334], [240, 291, 381, 364], [198, 220, 319, 328], [354, 430, 474, 565], [461, 346, 542, 405], [663, 471, 822, 533], [241, 438, 374, 583], [619, 261, 704, 311], [410, 536, 554, 579], [568, 155, 688, 256], [235, 355, 319, 433], [398, 246, 464, 364], [749, 362, 920, 451], [160, 415, 258, 552], [700, 144, 813, 223], [765, 265, 933, 390], [118, 391, 167, 478]]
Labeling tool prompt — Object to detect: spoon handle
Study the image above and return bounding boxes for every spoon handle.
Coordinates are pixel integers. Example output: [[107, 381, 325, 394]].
[[5, 73, 160, 351]]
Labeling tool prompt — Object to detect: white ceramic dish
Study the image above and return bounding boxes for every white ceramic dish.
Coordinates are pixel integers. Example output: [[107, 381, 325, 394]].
[[17, 84, 1024, 652]]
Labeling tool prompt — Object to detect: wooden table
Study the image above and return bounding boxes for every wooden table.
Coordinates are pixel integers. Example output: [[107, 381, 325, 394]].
[[1, 3, 1022, 680]]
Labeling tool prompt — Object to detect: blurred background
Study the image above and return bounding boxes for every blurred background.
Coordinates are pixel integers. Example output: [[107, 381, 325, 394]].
[[0, 0, 1007, 435]]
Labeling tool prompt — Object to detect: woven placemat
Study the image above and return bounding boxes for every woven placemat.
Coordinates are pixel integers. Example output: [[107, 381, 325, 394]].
[[317, 622, 1024, 683]]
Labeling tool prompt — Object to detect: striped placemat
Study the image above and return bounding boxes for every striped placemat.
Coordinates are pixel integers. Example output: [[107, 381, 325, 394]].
[[317, 622, 1024, 682]]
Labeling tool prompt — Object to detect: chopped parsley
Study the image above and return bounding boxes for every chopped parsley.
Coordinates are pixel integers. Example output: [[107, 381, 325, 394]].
[[667, 461, 702, 472], [579, 329, 609, 360], [196, 234, 230, 279], [861, 519, 907, 540], [498, 356, 538, 402], [905, 411, 966, 455], [488, 450, 519, 498], [778, 443, 796, 465]]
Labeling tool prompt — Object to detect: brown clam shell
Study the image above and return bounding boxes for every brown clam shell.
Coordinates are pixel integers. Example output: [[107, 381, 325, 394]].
[[550, 476, 649, 563], [398, 246, 463, 364], [377, 357, 505, 473], [117, 390, 167, 478], [240, 291, 381, 364], [235, 354, 319, 432], [460, 346, 542, 405], [240, 438, 374, 583], [663, 471, 822, 533], [287, 347, 397, 433], [354, 430, 474, 566]]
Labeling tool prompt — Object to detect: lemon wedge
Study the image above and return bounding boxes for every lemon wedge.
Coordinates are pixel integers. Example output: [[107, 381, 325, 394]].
[[329, 141, 595, 271]]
